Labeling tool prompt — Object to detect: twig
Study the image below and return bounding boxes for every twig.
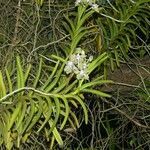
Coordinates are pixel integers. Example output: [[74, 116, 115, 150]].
[[114, 106, 150, 129], [30, 34, 70, 54], [5, 0, 21, 66], [102, 98, 150, 129], [114, 82, 140, 88]]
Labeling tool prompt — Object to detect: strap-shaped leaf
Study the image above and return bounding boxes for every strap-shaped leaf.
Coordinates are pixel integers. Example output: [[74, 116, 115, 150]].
[[62, 20, 74, 39], [81, 89, 111, 98], [41, 60, 60, 90], [37, 97, 53, 132], [77, 5, 87, 24], [74, 26, 88, 38], [51, 55, 65, 62], [49, 119, 63, 147], [53, 76, 71, 94], [78, 80, 113, 91], [88, 52, 108, 73], [8, 100, 22, 130], [24, 64, 32, 83], [77, 9, 94, 31], [68, 118, 76, 131], [33, 58, 42, 88], [61, 80, 78, 94], [48, 97, 60, 134], [71, 30, 88, 51], [64, 15, 75, 33], [45, 63, 65, 92], [50, 135, 55, 150], [69, 110, 79, 128], [0, 71, 6, 98], [109, 55, 115, 71], [16, 56, 24, 88], [5, 69, 12, 93], [16, 97, 27, 131], [114, 49, 120, 67], [66, 95, 88, 124], [26, 96, 43, 132], [22, 97, 35, 133], [1, 110, 10, 131], [60, 96, 69, 130]]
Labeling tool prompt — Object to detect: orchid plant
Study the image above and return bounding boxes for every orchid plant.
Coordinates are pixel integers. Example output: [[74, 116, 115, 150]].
[[0, 1, 112, 149]]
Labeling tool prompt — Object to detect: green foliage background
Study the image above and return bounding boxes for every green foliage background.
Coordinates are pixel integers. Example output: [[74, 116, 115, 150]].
[[0, 0, 150, 149]]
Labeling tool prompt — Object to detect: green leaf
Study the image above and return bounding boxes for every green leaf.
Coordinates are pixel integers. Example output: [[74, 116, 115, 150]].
[[77, 9, 94, 31], [22, 98, 35, 133], [16, 56, 24, 88], [61, 80, 78, 94], [70, 110, 79, 128], [0, 71, 6, 98], [82, 89, 111, 98], [48, 97, 60, 134], [114, 49, 120, 67], [16, 97, 27, 131], [33, 58, 42, 88], [64, 15, 75, 33], [37, 97, 53, 132], [88, 52, 108, 73], [41, 60, 60, 90], [5, 69, 12, 93], [8, 100, 22, 130], [79, 80, 113, 91], [45, 63, 65, 92], [71, 30, 88, 51], [66, 95, 88, 124], [60, 96, 70, 130], [49, 120, 63, 146], [24, 64, 32, 83], [26, 96, 43, 132]]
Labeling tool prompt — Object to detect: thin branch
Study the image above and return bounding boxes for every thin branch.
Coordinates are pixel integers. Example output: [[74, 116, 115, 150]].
[[0, 87, 60, 103], [30, 34, 70, 54], [102, 98, 150, 129], [114, 106, 150, 129]]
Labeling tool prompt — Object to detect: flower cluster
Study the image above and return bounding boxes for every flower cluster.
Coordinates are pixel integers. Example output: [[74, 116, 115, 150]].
[[64, 48, 93, 80], [75, 0, 99, 12]]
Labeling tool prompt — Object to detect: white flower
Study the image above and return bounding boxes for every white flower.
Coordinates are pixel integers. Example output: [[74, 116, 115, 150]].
[[67, 61, 74, 67], [86, 0, 93, 5], [88, 55, 93, 62], [76, 47, 82, 53], [91, 4, 99, 12], [73, 66, 79, 74], [75, 0, 82, 6], [76, 54, 81, 61], [64, 48, 93, 80], [81, 50, 85, 55], [82, 63, 87, 69], [77, 70, 85, 79], [79, 70, 85, 76], [64, 61, 74, 74], [75, 0, 99, 8], [77, 70, 89, 80], [70, 54, 76, 62]]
